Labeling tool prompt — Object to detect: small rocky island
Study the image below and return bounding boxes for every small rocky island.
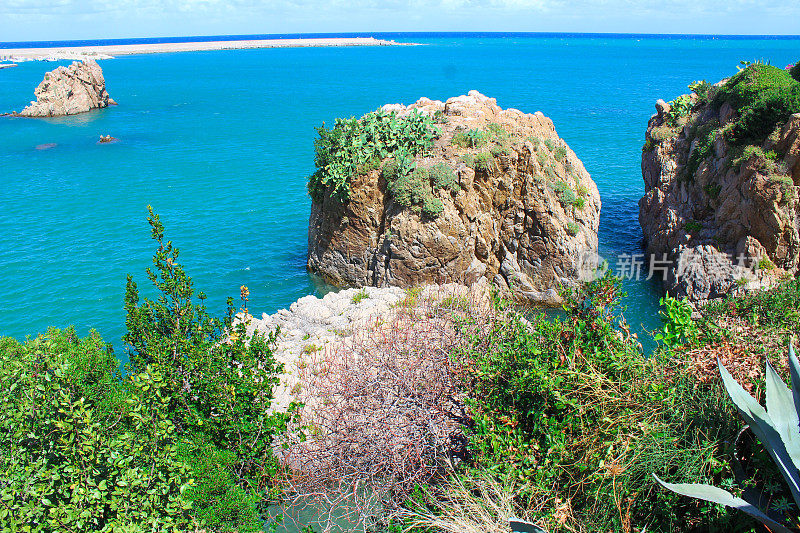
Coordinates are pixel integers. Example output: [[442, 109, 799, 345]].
[[307, 91, 601, 304], [14, 59, 115, 117], [640, 64, 800, 304]]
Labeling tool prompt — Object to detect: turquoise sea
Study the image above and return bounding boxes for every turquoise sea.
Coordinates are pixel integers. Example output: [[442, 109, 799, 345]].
[[1, 33, 799, 352]]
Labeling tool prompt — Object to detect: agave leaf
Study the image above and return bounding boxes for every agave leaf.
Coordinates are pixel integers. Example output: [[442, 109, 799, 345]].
[[719, 359, 800, 504], [766, 358, 800, 484], [789, 340, 800, 422], [652, 475, 793, 533], [510, 519, 547, 533]]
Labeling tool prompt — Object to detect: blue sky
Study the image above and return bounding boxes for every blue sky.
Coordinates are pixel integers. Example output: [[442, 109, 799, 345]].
[[0, 0, 798, 41]]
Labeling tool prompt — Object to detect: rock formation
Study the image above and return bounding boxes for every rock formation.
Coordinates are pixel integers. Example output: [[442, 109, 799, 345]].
[[640, 66, 800, 304], [16, 60, 115, 117], [307, 91, 601, 304]]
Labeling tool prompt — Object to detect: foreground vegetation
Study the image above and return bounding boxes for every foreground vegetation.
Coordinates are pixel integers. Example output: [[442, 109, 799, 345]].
[[0, 208, 297, 532], [2, 208, 800, 532]]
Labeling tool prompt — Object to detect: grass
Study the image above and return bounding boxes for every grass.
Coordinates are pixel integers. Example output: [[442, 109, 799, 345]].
[[451, 128, 490, 149], [566, 221, 581, 235], [473, 152, 495, 172], [396, 286, 423, 308], [351, 288, 370, 304]]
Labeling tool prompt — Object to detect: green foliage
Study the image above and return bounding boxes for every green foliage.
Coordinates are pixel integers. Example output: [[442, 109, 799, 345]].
[[473, 152, 495, 172], [387, 166, 444, 219], [352, 288, 370, 304], [490, 144, 510, 157], [685, 121, 720, 180], [459, 153, 475, 168], [704, 182, 722, 198], [705, 277, 800, 335], [712, 64, 800, 146], [684, 219, 703, 233], [178, 437, 263, 533], [552, 180, 578, 207], [666, 94, 693, 126], [485, 122, 509, 142], [428, 162, 459, 192], [0, 329, 195, 531], [451, 128, 490, 149], [543, 139, 556, 152], [552, 145, 567, 162], [689, 79, 712, 102], [460, 274, 743, 531], [654, 295, 698, 348], [123, 207, 296, 531], [566, 221, 580, 236], [308, 109, 438, 202], [656, 341, 800, 533]]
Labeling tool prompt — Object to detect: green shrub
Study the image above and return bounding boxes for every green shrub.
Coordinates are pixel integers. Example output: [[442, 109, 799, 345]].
[[543, 139, 556, 151], [705, 276, 800, 334], [0, 329, 195, 531], [473, 152, 495, 172], [459, 274, 743, 531], [689, 79, 712, 102], [352, 288, 370, 304], [490, 144, 510, 157], [536, 150, 549, 167], [486, 122, 510, 142], [552, 180, 576, 206], [451, 128, 490, 149], [123, 207, 295, 531], [429, 162, 459, 192], [552, 145, 567, 162], [712, 64, 800, 146], [308, 109, 438, 202], [650, 124, 678, 143], [566, 221, 580, 236], [666, 94, 693, 126], [686, 126, 719, 180], [459, 154, 475, 168], [684, 219, 703, 233], [654, 295, 698, 348], [387, 166, 444, 218]]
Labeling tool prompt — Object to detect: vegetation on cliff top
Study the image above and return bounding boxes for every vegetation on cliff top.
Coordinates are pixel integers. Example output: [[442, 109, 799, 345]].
[[646, 61, 800, 184], [307, 109, 439, 202]]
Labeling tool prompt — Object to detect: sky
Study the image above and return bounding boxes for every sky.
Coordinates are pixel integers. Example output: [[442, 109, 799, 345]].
[[0, 0, 798, 41]]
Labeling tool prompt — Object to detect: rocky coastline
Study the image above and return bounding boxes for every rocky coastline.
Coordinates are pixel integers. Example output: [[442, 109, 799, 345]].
[[307, 91, 601, 305], [640, 67, 800, 305]]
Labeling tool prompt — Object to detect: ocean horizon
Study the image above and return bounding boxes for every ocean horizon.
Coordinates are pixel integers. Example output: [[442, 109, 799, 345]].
[[1, 32, 799, 355]]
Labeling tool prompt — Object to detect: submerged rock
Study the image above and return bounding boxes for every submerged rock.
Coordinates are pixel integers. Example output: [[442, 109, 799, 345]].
[[307, 91, 601, 304], [639, 66, 800, 305], [17, 60, 115, 117]]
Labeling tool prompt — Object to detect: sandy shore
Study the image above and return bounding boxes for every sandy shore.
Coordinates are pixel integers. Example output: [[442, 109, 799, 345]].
[[0, 37, 409, 62]]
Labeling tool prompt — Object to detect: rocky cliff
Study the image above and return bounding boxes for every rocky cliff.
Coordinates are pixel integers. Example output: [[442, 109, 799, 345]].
[[16, 60, 115, 117], [640, 64, 800, 304], [307, 91, 601, 304]]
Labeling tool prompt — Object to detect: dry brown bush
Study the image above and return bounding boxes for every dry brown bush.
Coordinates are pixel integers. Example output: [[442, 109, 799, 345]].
[[275, 285, 493, 532]]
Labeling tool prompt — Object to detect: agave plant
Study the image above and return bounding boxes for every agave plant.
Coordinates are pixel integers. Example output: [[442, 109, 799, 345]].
[[654, 341, 800, 533], [510, 518, 547, 532]]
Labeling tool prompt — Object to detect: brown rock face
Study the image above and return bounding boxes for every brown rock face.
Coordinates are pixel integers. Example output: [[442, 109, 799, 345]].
[[18, 60, 114, 117], [639, 96, 800, 305], [307, 91, 601, 304]]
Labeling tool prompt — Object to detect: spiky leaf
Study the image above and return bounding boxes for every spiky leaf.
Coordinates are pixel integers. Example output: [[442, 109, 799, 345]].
[[653, 475, 793, 533]]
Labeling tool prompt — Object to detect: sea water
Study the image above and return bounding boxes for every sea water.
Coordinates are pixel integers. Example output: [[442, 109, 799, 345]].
[[1, 33, 799, 355]]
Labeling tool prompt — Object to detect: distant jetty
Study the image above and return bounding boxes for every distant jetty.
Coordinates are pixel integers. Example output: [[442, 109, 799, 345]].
[[0, 37, 412, 62], [0, 63, 17, 69]]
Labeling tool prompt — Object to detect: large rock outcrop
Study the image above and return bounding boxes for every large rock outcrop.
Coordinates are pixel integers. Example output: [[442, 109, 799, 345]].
[[307, 91, 601, 304], [640, 68, 800, 304], [17, 60, 114, 117]]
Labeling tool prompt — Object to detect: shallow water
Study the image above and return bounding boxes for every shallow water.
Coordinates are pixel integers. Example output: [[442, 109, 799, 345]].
[[1, 33, 799, 354]]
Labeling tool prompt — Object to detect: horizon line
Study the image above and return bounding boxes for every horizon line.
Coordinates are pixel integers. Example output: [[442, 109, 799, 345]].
[[2, 30, 800, 47]]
